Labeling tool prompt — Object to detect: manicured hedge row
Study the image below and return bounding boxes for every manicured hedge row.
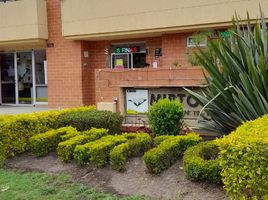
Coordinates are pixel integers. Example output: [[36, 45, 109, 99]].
[[57, 128, 108, 161], [154, 135, 175, 146], [183, 141, 221, 184], [0, 106, 96, 161], [143, 133, 201, 174], [29, 127, 78, 156], [110, 133, 151, 171], [58, 110, 123, 134], [74, 135, 128, 167], [216, 115, 268, 199]]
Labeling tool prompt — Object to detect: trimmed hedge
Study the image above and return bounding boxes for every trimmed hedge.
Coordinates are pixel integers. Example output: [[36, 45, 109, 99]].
[[58, 110, 123, 134], [148, 98, 184, 136], [143, 133, 201, 174], [110, 133, 151, 171], [74, 135, 128, 167], [57, 128, 108, 161], [110, 143, 129, 171], [0, 106, 95, 162], [216, 115, 268, 199], [183, 141, 221, 184], [154, 135, 175, 146], [29, 127, 78, 156]]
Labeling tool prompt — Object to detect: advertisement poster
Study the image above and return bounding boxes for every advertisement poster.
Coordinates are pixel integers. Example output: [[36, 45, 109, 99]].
[[126, 89, 149, 113], [115, 59, 123, 68]]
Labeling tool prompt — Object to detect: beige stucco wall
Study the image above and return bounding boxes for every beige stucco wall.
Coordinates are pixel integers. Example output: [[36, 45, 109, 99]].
[[61, 0, 268, 40], [0, 0, 48, 50]]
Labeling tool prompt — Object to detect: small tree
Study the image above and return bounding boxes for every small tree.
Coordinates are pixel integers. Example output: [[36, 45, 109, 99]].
[[148, 98, 184, 136]]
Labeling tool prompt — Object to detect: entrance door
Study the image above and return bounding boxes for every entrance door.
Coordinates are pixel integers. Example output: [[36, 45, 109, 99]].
[[0, 53, 16, 104], [16, 52, 33, 104]]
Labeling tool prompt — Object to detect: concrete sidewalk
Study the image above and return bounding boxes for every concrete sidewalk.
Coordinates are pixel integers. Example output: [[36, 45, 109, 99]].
[[0, 105, 50, 115]]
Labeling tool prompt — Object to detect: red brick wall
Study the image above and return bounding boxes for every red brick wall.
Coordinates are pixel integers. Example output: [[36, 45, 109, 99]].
[[81, 41, 110, 105], [46, 0, 84, 108], [91, 33, 205, 113], [162, 33, 192, 68], [45, 1, 202, 109]]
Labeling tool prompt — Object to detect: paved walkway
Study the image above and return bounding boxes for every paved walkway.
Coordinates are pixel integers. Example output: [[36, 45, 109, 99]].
[[0, 105, 49, 115]]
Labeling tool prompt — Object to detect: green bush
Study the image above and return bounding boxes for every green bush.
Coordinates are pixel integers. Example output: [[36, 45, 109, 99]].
[[148, 98, 184, 136], [183, 141, 221, 184], [74, 135, 127, 167], [216, 115, 268, 199], [0, 142, 5, 165], [143, 133, 201, 174], [109, 143, 129, 171], [110, 133, 152, 171], [57, 128, 108, 161], [29, 127, 78, 156], [59, 110, 123, 134], [60, 130, 81, 141], [154, 135, 175, 146], [0, 106, 95, 162]]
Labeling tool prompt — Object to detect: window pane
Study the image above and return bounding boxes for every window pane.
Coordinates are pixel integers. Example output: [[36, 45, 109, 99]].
[[0, 53, 15, 104], [34, 50, 48, 102]]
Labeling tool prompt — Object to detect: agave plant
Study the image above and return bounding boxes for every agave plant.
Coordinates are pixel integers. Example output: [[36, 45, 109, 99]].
[[185, 9, 268, 134]]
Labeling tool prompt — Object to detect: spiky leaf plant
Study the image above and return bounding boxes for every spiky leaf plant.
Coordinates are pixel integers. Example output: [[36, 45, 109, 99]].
[[186, 9, 268, 134]]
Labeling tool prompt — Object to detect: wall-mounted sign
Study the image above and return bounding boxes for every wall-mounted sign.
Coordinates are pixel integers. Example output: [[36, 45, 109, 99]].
[[209, 30, 231, 39], [125, 88, 210, 120], [219, 30, 231, 38], [155, 48, 162, 57], [149, 88, 210, 120], [47, 43, 54, 48], [126, 89, 149, 113], [115, 47, 140, 54]]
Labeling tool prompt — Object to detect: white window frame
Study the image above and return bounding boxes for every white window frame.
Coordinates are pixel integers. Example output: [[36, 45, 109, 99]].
[[187, 36, 207, 48]]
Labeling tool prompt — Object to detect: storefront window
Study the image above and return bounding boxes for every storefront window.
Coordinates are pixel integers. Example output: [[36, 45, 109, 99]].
[[34, 50, 48, 102], [0, 53, 15, 104], [111, 43, 147, 69]]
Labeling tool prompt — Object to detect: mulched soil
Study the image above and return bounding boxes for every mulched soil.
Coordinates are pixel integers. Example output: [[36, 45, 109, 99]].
[[6, 153, 229, 200]]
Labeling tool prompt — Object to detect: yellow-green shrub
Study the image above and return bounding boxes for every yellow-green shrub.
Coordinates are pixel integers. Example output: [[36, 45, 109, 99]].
[[29, 127, 78, 156], [0, 142, 5, 165], [110, 133, 152, 171], [143, 133, 201, 174], [110, 143, 129, 171], [183, 141, 221, 184], [74, 135, 128, 167], [216, 115, 268, 199], [0, 106, 95, 161], [154, 135, 175, 146], [57, 128, 108, 161]]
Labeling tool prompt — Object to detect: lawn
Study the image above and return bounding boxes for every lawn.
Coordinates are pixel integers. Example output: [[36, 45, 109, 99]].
[[0, 169, 146, 200]]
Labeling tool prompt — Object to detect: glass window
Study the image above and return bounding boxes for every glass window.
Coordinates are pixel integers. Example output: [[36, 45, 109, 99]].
[[133, 53, 147, 68], [34, 50, 48, 102], [110, 43, 147, 69], [0, 53, 15, 104]]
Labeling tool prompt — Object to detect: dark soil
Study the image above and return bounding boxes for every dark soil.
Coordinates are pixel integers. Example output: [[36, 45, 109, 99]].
[[6, 153, 228, 200]]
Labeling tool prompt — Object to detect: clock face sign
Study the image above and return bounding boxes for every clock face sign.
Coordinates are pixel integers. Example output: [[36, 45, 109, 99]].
[[126, 89, 149, 113]]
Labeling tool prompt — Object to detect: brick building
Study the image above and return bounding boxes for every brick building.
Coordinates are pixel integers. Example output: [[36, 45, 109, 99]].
[[0, 0, 267, 124]]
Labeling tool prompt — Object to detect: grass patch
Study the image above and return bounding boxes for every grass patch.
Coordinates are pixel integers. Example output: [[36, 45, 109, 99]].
[[0, 169, 148, 200]]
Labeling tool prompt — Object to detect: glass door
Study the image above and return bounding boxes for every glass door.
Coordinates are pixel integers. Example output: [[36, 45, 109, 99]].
[[16, 52, 33, 104], [0, 53, 16, 104]]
